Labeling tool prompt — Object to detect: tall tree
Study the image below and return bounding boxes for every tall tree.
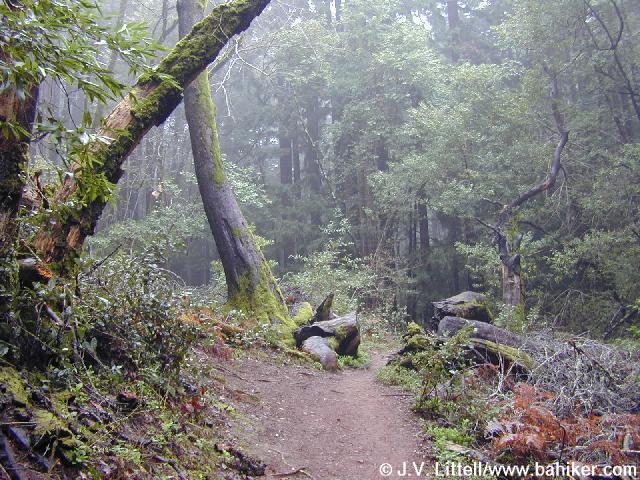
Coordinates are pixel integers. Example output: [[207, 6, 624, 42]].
[[178, 0, 290, 326], [489, 72, 569, 308]]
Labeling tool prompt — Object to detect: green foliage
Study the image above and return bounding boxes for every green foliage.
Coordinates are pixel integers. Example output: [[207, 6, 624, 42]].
[[426, 424, 496, 480], [375, 364, 421, 391], [411, 329, 471, 420], [427, 424, 474, 449], [282, 213, 376, 314], [0, 0, 154, 106], [337, 351, 370, 369], [1, 0, 159, 209], [76, 246, 200, 381], [494, 303, 539, 334]]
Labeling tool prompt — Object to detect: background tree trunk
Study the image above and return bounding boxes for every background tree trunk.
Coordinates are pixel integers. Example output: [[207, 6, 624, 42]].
[[178, 0, 290, 327]]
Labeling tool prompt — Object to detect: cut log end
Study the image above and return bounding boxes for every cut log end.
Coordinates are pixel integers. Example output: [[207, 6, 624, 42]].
[[302, 336, 337, 371]]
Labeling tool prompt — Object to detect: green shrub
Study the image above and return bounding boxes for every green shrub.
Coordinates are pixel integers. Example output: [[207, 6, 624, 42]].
[[337, 351, 370, 369], [76, 246, 199, 384], [376, 364, 421, 390]]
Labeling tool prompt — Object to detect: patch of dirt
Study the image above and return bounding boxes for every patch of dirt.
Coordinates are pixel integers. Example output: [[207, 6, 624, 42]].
[[219, 345, 432, 479]]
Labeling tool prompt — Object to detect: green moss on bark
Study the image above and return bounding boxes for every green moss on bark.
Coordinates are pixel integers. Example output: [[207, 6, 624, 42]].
[[159, 0, 268, 85], [0, 367, 30, 406], [227, 255, 296, 347], [192, 74, 226, 185], [470, 338, 535, 371], [291, 302, 313, 326]]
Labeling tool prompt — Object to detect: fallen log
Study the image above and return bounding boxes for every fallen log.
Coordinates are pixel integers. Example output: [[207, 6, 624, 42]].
[[294, 313, 360, 356], [438, 316, 526, 348], [302, 336, 337, 371], [438, 316, 536, 372]]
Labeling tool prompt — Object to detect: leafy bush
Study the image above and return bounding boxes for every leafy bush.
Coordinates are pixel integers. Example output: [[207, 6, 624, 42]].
[[337, 351, 370, 369], [390, 323, 505, 442], [411, 329, 471, 419], [76, 246, 199, 383], [282, 213, 379, 314]]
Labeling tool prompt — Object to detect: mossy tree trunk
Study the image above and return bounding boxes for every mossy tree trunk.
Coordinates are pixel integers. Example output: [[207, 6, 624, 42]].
[[32, 0, 271, 274], [178, 0, 290, 328], [0, 53, 39, 311]]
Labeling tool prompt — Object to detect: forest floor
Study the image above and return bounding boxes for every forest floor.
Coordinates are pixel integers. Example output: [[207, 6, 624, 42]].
[[213, 341, 432, 480]]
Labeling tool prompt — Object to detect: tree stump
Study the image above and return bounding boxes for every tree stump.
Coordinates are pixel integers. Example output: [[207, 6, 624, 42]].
[[430, 291, 493, 330]]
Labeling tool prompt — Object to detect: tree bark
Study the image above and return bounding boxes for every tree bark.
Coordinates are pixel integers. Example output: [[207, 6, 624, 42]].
[[178, 0, 289, 325], [0, 43, 40, 310], [304, 97, 322, 225], [279, 131, 293, 185], [32, 0, 272, 274]]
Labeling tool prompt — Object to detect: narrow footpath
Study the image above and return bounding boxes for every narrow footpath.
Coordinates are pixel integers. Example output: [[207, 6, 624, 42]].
[[219, 348, 431, 479]]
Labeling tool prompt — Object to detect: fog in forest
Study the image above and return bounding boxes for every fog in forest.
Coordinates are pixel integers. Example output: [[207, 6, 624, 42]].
[[2, 0, 640, 477]]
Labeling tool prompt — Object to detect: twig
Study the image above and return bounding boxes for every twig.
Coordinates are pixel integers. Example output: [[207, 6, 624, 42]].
[[271, 449, 315, 479], [273, 467, 311, 477], [90, 244, 121, 272]]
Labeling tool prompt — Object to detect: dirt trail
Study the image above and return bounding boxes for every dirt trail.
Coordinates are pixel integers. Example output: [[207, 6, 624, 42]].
[[221, 347, 431, 480]]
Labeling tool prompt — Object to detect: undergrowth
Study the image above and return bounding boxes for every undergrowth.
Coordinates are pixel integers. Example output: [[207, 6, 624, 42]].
[[0, 245, 280, 478], [388, 321, 640, 475]]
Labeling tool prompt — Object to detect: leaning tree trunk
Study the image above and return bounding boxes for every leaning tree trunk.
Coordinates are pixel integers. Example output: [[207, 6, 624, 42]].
[[32, 0, 271, 275], [484, 71, 569, 308], [177, 0, 290, 328]]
